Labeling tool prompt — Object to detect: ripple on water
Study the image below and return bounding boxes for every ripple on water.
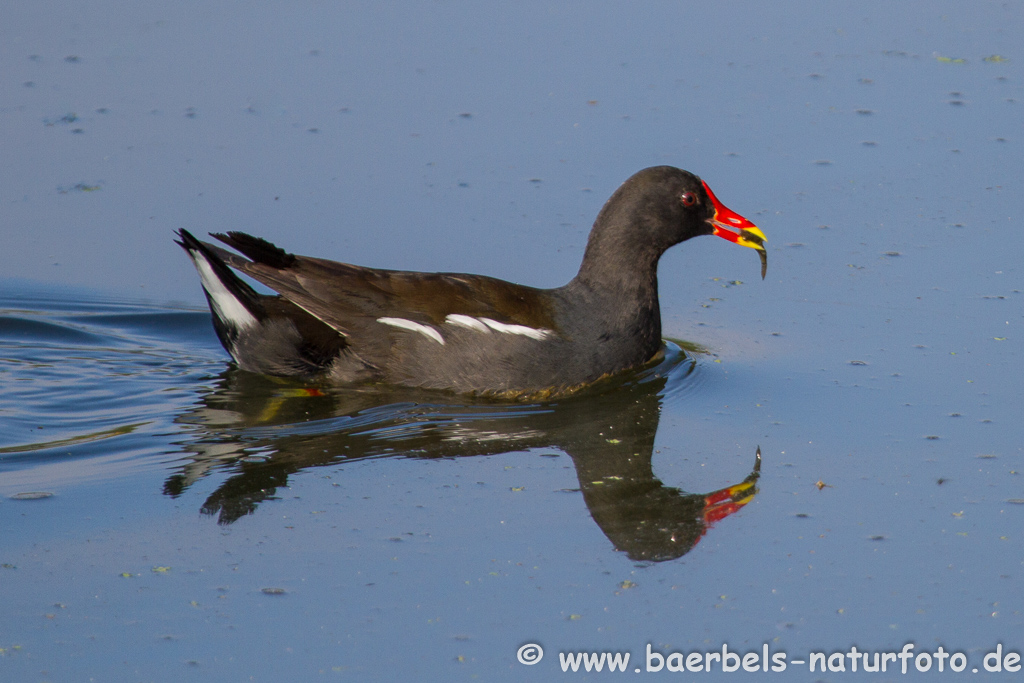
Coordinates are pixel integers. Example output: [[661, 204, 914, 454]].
[[0, 283, 714, 495], [0, 286, 224, 490], [8, 491, 55, 500]]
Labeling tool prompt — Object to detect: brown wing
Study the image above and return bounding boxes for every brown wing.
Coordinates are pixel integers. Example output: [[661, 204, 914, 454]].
[[207, 232, 559, 343]]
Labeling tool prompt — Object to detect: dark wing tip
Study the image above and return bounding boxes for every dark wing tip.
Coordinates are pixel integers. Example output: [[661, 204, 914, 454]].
[[212, 231, 297, 270], [174, 228, 200, 251], [175, 228, 264, 321]]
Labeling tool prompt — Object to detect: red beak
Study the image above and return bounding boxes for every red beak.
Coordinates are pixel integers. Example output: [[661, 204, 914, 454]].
[[702, 179, 767, 278]]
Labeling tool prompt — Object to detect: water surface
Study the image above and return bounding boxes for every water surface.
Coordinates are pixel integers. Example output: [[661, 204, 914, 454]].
[[2, 1, 1022, 681]]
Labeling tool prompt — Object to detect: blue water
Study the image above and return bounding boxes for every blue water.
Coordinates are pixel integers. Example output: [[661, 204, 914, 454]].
[[3, 1, 1023, 681]]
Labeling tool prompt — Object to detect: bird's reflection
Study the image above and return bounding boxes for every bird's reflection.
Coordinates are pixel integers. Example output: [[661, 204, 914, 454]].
[[168, 343, 760, 562]]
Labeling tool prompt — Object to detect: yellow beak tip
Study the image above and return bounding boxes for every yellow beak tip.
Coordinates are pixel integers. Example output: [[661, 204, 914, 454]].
[[738, 227, 767, 251]]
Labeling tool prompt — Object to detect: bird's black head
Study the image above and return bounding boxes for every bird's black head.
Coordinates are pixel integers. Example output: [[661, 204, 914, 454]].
[[577, 166, 767, 285]]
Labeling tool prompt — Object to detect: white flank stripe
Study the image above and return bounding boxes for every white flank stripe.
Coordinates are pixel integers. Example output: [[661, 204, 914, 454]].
[[479, 317, 552, 340], [377, 317, 445, 345], [444, 314, 491, 333], [191, 253, 258, 329]]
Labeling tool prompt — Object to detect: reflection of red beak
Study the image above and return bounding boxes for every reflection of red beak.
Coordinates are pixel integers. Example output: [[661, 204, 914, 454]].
[[703, 480, 758, 524], [702, 446, 762, 526], [703, 179, 768, 279]]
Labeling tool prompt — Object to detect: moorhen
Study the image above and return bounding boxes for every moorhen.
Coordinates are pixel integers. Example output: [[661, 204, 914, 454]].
[[177, 166, 766, 397]]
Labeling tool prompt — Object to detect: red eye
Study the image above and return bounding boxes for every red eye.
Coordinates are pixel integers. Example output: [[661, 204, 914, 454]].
[[681, 191, 696, 207]]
